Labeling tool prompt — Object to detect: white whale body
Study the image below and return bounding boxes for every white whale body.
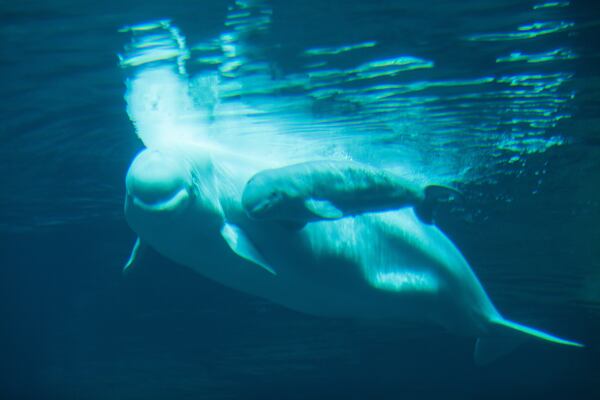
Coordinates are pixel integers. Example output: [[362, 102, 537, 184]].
[[241, 159, 460, 226], [124, 145, 583, 365], [118, 12, 582, 365]]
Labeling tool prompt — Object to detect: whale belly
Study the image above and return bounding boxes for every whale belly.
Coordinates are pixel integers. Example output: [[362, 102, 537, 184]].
[[250, 208, 500, 333], [127, 182, 497, 337]]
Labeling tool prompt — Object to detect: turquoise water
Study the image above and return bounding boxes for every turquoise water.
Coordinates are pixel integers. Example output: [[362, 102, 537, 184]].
[[1, 0, 599, 398]]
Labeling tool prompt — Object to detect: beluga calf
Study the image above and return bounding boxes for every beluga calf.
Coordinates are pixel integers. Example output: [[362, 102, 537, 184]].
[[241, 159, 461, 227]]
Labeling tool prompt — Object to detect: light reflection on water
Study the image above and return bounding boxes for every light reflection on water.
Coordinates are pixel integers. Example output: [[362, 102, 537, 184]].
[[0, 0, 589, 233], [118, 0, 577, 195]]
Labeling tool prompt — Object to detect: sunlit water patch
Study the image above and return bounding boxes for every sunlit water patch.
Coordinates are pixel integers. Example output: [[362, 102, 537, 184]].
[[118, 0, 578, 200], [0, 0, 585, 233]]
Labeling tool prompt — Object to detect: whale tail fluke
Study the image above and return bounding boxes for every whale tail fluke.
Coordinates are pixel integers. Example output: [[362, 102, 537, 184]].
[[415, 185, 462, 224], [474, 318, 583, 365]]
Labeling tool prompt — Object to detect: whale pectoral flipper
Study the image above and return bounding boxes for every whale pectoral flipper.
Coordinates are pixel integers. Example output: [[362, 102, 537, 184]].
[[220, 223, 277, 275], [123, 237, 146, 275], [304, 199, 344, 220], [474, 318, 584, 365]]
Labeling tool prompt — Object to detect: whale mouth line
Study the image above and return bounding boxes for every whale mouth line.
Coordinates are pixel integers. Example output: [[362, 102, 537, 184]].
[[247, 197, 278, 218], [131, 187, 191, 213]]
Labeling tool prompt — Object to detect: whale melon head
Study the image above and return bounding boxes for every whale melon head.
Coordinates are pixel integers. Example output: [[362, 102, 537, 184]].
[[125, 149, 193, 214]]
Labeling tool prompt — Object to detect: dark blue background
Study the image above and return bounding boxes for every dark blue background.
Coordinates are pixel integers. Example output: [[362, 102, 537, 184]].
[[1, 1, 599, 398]]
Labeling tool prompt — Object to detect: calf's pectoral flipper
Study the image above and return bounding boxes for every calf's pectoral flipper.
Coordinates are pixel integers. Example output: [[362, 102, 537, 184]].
[[304, 199, 344, 220]]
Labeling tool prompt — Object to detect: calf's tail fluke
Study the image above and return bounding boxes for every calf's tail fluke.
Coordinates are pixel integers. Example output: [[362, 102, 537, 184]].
[[415, 185, 463, 224], [474, 317, 583, 365]]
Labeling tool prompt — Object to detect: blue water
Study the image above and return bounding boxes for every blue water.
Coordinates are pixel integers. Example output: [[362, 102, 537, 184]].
[[1, 0, 599, 398]]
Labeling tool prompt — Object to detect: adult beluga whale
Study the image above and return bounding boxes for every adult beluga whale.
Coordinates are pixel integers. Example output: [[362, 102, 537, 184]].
[[123, 141, 583, 365], [119, 18, 582, 365]]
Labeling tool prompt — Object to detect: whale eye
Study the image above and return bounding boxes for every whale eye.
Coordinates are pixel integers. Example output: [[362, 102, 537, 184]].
[[267, 191, 286, 204]]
